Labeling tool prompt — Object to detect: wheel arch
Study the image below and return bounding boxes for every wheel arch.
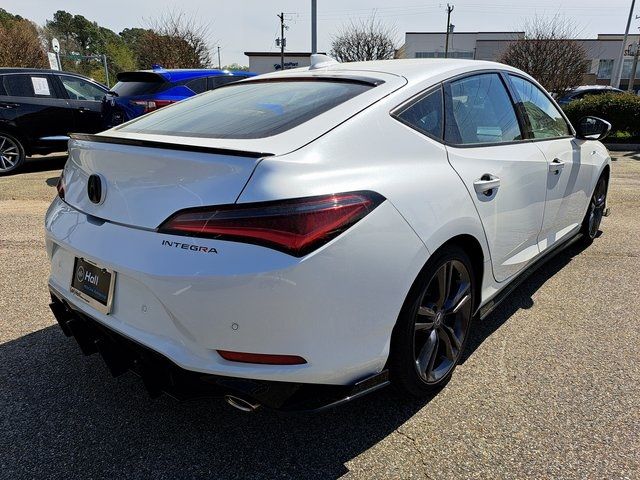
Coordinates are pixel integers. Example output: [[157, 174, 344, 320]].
[[394, 232, 486, 328], [432, 234, 485, 312], [0, 123, 29, 155]]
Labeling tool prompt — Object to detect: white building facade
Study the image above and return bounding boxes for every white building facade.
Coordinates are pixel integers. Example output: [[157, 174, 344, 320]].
[[399, 32, 640, 91]]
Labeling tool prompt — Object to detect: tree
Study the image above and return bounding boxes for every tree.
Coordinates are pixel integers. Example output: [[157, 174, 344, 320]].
[[498, 16, 588, 95], [136, 11, 212, 68], [44, 10, 136, 85], [222, 63, 249, 71], [330, 16, 397, 63], [0, 9, 47, 68]]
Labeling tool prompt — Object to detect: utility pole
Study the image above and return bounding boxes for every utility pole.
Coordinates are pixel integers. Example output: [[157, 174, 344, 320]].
[[217, 46, 221, 69], [444, 4, 454, 59], [311, 0, 317, 54], [278, 12, 286, 70], [628, 42, 639, 92], [611, 0, 636, 88]]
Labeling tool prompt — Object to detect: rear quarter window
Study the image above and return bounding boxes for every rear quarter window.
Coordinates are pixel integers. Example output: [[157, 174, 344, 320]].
[[2, 74, 55, 98], [117, 79, 373, 139], [111, 80, 165, 96]]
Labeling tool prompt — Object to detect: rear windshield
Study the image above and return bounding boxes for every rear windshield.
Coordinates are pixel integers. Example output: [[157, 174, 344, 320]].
[[111, 80, 165, 96], [116, 80, 372, 139]]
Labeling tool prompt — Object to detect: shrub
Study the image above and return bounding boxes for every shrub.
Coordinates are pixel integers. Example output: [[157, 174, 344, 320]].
[[562, 92, 640, 139]]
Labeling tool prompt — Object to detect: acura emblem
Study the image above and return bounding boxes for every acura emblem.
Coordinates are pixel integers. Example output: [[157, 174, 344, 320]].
[[87, 174, 104, 204]]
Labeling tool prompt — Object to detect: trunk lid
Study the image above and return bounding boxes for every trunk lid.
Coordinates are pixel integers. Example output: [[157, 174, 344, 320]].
[[63, 136, 266, 229]]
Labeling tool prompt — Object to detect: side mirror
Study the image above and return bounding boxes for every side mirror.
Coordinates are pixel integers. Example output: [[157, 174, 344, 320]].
[[576, 116, 611, 141]]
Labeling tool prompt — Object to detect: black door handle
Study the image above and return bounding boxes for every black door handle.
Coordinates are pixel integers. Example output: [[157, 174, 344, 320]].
[[0, 103, 19, 109]]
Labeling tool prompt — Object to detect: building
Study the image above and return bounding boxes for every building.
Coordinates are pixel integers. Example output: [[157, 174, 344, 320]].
[[244, 52, 326, 75], [399, 31, 640, 91]]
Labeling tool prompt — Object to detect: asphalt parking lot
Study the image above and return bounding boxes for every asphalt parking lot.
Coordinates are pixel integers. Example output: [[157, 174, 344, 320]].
[[1, 152, 638, 479]]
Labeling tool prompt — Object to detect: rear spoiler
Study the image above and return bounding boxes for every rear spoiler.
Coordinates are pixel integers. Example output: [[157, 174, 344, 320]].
[[115, 71, 168, 83], [68, 133, 273, 159]]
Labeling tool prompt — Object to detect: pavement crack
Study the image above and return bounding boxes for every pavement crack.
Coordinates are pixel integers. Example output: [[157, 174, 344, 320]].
[[395, 428, 435, 479]]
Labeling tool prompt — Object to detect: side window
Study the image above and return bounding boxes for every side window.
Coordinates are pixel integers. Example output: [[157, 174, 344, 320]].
[[444, 73, 522, 145], [395, 87, 443, 140], [508, 75, 571, 139], [59, 76, 105, 101], [185, 77, 207, 94], [2, 74, 55, 98], [207, 75, 241, 90]]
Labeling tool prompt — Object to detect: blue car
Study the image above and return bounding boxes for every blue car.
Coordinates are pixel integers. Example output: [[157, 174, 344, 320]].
[[102, 66, 256, 128]]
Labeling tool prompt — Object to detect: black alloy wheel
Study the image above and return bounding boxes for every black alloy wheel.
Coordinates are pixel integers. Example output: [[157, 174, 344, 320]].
[[0, 132, 26, 175], [582, 175, 608, 243], [391, 245, 475, 397]]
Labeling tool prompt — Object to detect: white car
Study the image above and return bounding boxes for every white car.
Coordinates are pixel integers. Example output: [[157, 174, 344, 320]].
[[46, 57, 611, 411]]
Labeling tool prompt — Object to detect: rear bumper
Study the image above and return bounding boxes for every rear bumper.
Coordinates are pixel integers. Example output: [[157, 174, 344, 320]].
[[49, 288, 389, 411], [45, 197, 428, 385]]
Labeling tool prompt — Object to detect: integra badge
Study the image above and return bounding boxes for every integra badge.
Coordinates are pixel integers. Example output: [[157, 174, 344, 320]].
[[161, 240, 218, 254]]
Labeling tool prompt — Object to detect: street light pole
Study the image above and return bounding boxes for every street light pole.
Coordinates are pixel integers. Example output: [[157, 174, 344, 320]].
[[611, 0, 636, 88], [217, 46, 221, 69], [311, 0, 317, 55]]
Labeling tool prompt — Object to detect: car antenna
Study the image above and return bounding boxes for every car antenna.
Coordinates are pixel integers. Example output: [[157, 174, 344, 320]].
[[309, 54, 338, 70]]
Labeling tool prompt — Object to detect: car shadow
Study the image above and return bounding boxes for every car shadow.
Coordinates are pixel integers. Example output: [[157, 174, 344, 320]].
[[21, 154, 68, 174], [461, 239, 590, 363], [0, 241, 590, 479]]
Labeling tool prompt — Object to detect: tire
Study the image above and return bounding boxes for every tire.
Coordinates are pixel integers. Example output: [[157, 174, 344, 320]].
[[580, 173, 608, 245], [390, 245, 476, 397], [0, 132, 26, 175]]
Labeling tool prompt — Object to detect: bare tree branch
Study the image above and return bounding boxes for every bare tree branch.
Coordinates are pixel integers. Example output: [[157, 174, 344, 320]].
[[330, 16, 398, 63], [138, 10, 213, 68], [499, 15, 588, 94]]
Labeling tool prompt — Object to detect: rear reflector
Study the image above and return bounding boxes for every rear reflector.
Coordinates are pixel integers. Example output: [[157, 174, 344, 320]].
[[217, 350, 307, 365], [158, 191, 384, 256]]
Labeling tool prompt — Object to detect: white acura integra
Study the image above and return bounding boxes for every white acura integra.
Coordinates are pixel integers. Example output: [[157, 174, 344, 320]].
[[46, 57, 611, 411]]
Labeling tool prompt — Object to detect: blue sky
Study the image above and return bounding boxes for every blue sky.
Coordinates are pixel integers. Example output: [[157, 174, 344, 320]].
[[3, 0, 639, 65]]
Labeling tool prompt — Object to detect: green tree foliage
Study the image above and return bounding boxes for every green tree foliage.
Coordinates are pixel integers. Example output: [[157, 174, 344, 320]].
[[222, 63, 249, 71], [562, 93, 640, 139], [1, 8, 213, 79], [0, 8, 47, 68]]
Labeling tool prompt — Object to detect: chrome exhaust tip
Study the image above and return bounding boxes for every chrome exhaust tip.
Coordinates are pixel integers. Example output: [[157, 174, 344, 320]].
[[224, 395, 261, 412]]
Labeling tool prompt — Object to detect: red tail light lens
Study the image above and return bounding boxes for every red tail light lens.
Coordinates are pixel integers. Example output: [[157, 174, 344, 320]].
[[158, 191, 384, 256], [56, 171, 65, 199], [131, 99, 175, 113], [217, 350, 307, 365]]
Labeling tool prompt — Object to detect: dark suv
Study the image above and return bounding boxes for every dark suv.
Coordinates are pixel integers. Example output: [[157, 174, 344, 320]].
[[0, 68, 108, 175]]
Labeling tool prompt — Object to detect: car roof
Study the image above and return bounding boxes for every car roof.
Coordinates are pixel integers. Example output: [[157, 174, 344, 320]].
[[137, 68, 257, 82], [256, 58, 524, 85], [571, 85, 621, 92], [0, 68, 108, 88]]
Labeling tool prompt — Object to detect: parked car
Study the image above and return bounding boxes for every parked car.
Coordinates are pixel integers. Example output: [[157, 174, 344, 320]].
[[102, 67, 257, 128], [0, 68, 108, 175], [46, 57, 611, 412], [556, 85, 624, 105]]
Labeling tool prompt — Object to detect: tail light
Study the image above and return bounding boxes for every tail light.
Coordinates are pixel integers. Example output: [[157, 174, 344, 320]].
[[56, 171, 65, 199], [158, 191, 385, 257], [130, 99, 175, 113]]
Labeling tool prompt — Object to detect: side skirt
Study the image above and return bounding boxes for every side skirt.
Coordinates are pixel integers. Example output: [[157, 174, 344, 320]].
[[477, 231, 583, 320]]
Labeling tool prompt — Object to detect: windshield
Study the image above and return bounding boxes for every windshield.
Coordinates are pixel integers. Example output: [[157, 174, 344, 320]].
[[116, 80, 372, 139]]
